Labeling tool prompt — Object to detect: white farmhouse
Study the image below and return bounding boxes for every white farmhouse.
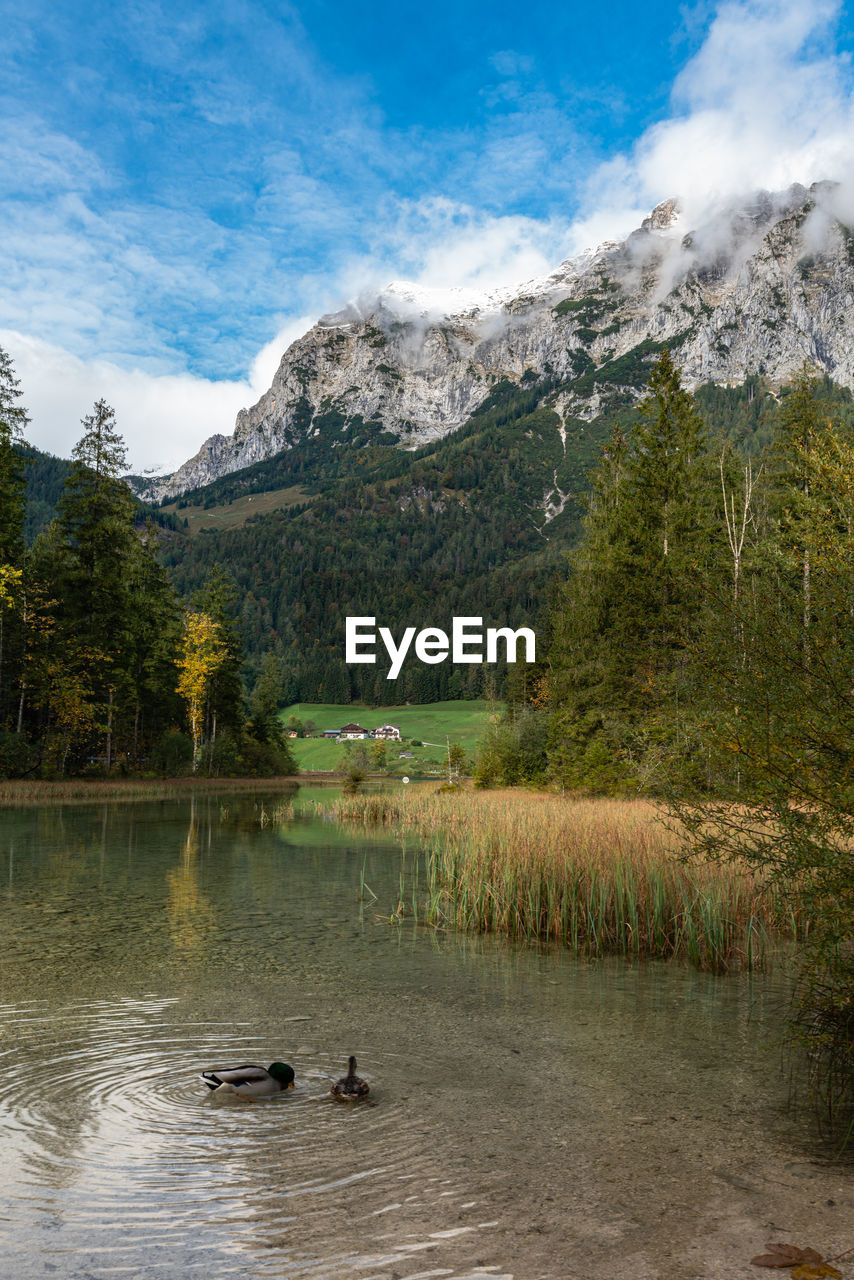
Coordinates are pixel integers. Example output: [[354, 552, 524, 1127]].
[[372, 724, 401, 740]]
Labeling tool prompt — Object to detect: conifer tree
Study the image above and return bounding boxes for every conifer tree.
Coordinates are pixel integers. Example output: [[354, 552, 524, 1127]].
[[676, 404, 854, 1121], [124, 525, 183, 764], [54, 400, 138, 767], [0, 346, 29, 566], [548, 350, 716, 790], [57, 399, 136, 646], [547, 427, 631, 789], [249, 652, 286, 745], [9, 531, 64, 748], [246, 651, 297, 774], [610, 347, 712, 675], [0, 347, 30, 727], [769, 365, 828, 635]]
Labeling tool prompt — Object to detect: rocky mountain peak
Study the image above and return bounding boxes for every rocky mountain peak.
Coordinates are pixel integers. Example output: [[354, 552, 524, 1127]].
[[138, 182, 854, 502], [641, 197, 681, 232]]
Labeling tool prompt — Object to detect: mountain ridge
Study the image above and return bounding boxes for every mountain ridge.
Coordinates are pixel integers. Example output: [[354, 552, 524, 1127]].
[[138, 180, 854, 502]]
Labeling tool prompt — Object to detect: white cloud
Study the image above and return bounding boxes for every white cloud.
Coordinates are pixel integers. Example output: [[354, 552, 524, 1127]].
[[1, 330, 250, 474], [580, 0, 854, 234], [246, 316, 318, 397], [340, 0, 854, 312], [400, 207, 564, 293], [7, 0, 854, 480], [2, 317, 323, 475], [334, 196, 571, 309]]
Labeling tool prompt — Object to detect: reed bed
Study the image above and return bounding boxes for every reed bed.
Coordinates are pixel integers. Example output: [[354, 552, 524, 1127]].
[[257, 797, 295, 826], [329, 789, 796, 971], [0, 776, 300, 806]]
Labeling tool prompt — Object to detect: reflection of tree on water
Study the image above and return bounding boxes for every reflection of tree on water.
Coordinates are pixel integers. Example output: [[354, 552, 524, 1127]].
[[166, 798, 216, 961]]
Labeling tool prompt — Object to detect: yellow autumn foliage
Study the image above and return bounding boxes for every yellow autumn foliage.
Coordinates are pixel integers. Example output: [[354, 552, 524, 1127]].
[[176, 610, 228, 769]]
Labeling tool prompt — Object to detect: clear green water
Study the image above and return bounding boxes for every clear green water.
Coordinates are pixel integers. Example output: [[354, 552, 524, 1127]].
[[0, 790, 851, 1280]]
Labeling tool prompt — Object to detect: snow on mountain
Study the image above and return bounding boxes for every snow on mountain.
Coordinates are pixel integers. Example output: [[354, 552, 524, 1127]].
[[139, 183, 854, 501]]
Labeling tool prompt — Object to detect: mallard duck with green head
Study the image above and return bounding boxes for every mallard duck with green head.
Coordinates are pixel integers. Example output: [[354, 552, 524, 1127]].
[[331, 1055, 370, 1100], [201, 1062, 295, 1099]]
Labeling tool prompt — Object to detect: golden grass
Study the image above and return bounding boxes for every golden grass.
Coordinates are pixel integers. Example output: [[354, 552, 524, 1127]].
[[330, 789, 795, 970], [0, 776, 300, 806]]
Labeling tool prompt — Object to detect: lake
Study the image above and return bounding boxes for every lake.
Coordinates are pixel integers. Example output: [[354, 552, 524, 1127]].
[[0, 789, 851, 1279]]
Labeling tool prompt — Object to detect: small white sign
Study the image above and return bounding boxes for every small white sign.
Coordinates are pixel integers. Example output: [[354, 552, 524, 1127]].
[[402, 776, 410, 784]]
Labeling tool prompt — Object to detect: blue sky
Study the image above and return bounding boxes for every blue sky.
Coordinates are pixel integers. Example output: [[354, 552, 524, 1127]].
[[2, 0, 854, 470]]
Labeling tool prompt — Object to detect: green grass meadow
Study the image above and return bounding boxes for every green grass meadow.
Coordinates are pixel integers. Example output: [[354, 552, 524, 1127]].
[[162, 484, 309, 533], [281, 700, 494, 773]]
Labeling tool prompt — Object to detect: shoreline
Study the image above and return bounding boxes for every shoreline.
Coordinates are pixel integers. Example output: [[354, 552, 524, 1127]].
[[0, 770, 450, 805], [0, 775, 303, 805]]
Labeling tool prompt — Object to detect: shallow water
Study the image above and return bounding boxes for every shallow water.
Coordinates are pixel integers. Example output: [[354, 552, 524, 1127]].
[[0, 790, 851, 1280]]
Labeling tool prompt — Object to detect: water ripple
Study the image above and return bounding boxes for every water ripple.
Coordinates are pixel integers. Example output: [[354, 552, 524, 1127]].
[[0, 996, 498, 1278]]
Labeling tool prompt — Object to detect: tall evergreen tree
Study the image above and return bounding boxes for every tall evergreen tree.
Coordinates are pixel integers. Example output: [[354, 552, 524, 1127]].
[[246, 651, 297, 774], [610, 347, 713, 675], [676, 407, 854, 1125], [124, 524, 183, 763], [54, 400, 139, 766], [249, 652, 286, 745], [0, 346, 29, 566], [57, 399, 136, 646], [548, 351, 716, 790], [1, 396, 273, 777], [0, 347, 30, 728], [769, 366, 829, 637], [547, 427, 632, 790]]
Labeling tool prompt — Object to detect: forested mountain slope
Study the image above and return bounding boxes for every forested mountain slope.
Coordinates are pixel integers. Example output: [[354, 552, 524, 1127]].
[[22, 447, 180, 543], [23, 184, 854, 704], [152, 372, 854, 704]]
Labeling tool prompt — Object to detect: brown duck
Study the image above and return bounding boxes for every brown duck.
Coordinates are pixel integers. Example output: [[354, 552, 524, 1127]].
[[331, 1055, 370, 1099]]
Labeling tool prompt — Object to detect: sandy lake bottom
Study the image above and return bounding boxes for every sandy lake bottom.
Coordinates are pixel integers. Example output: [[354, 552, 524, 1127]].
[[0, 791, 851, 1280]]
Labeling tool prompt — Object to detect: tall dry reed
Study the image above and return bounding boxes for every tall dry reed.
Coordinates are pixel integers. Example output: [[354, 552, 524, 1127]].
[[330, 789, 795, 971]]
